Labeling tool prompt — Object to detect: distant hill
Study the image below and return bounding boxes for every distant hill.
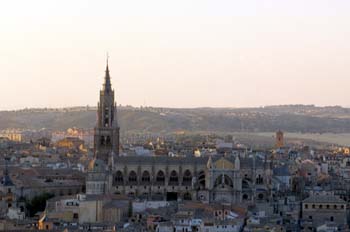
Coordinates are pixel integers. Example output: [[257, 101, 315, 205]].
[[1, 105, 350, 133]]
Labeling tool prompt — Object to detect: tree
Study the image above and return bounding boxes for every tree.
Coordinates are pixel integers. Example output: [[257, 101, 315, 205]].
[[25, 193, 54, 217]]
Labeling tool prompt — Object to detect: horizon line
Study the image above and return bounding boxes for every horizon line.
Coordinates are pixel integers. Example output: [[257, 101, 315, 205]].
[[0, 103, 348, 112]]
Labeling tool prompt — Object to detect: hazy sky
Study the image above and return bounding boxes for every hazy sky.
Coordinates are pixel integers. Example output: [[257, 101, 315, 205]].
[[1, 0, 350, 110]]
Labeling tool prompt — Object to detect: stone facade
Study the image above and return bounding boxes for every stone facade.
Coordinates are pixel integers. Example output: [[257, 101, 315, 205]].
[[110, 155, 271, 204]]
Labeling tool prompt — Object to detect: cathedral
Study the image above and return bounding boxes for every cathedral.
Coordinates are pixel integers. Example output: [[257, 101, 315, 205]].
[[86, 62, 272, 204]]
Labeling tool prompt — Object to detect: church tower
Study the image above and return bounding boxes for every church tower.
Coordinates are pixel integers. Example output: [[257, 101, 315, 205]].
[[93, 58, 120, 164], [275, 130, 284, 149]]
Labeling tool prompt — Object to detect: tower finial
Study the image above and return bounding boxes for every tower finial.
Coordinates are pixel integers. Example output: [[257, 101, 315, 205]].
[[106, 52, 109, 70]]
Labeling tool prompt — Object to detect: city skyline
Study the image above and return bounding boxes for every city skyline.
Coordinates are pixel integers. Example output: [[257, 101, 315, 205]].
[[1, 0, 350, 110]]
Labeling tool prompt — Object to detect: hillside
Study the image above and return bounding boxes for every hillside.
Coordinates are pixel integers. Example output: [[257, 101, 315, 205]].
[[1, 105, 350, 133]]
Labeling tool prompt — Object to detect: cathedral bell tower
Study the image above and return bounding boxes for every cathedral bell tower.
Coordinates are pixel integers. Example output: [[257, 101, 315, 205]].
[[93, 58, 120, 164]]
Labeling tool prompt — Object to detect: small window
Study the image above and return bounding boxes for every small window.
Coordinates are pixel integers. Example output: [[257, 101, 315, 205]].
[[309, 216, 312, 220], [305, 204, 308, 209]]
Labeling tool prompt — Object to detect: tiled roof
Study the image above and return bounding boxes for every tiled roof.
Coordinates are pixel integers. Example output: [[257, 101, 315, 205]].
[[303, 195, 345, 204], [114, 155, 265, 169]]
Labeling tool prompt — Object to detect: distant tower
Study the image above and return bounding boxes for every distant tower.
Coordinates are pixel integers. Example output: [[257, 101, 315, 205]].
[[275, 130, 284, 148], [93, 57, 120, 164]]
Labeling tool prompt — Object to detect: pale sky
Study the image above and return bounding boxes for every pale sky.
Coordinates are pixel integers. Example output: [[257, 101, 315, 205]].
[[1, 0, 350, 110]]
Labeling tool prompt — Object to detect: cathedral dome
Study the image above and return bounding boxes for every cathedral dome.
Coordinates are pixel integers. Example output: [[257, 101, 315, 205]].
[[88, 158, 107, 172]]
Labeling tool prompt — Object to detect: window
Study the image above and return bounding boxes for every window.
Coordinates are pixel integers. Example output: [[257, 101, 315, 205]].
[[141, 171, 151, 183], [256, 174, 264, 184], [258, 193, 264, 200], [156, 170, 165, 184], [182, 170, 192, 185], [128, 171, 137, 183], [115, 171, 123, 184], [104, 108, 109, 126], [169, 170, 179, 185], [309, 216, 312, 220], [305, 204, 308, 209]]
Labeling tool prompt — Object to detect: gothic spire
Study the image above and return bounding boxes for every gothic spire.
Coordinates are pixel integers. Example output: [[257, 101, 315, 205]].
[[103, 54, 112, 92]]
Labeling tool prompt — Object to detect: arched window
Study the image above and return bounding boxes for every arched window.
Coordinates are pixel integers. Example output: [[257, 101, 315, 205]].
[[169, 170, 179, 185], [156, 170, 165, 184], [128, 171, 137, 184], [115, 171, 123, 184], [182, 170, 192, 186], [214, 175, 233, 188], [141, 171, 151, 183], [256, 175, 264, 185]]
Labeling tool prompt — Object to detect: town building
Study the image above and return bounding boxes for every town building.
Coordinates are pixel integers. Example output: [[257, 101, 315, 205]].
[[301, 194, 347, 230]]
